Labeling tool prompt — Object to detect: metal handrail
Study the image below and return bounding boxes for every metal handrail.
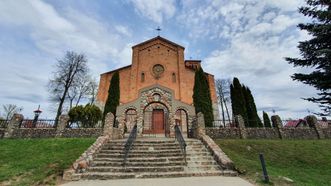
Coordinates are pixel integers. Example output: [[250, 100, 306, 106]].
[[175, 125, 187, 164], [123, 124, 137, 166]]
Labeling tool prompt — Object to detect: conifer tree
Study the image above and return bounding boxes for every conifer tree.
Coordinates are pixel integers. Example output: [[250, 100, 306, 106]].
[[285, 0, 331, 116], [243, 86, 263, 127], [103, 71, 120, 122], [193, 67, 214, 127], [230, 77, 248, 126], [263, 111, 272, 128]]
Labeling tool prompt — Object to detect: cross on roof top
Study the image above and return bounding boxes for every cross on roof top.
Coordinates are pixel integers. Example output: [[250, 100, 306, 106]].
[[156, 26, 161, 36]]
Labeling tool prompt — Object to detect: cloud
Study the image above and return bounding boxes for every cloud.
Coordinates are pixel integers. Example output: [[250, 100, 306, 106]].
[[176, 0, 319, 118], [129, 0, 176, 23]]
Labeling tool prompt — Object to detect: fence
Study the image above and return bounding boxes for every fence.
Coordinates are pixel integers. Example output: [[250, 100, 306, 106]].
[[19, 119, 56, 128], [212, 119, 236, 128], [67, 120, 103, 128]]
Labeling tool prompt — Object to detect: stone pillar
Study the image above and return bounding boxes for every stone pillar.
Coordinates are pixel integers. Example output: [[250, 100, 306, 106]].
[[235, 115, 247, 139], [56, 115, 69, 137], [197, 112, 206, 136], [305, 115, 324, 139], [103, 112, 114, 137], [4, 113, 23, 138], [271, 115, 283, 139]]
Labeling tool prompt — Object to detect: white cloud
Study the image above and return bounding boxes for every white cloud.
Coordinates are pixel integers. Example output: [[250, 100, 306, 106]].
[[130, 0, 176, 23], [0, 0, 133, 118]]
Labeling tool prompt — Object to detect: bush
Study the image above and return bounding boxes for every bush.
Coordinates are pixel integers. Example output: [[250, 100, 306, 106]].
[[68, 104, 102, 128]]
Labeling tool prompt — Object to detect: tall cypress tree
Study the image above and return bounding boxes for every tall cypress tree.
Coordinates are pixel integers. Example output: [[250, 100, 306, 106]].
[[103, 71, 120, 121], [193, 67, 214, 127], [285, 0, 331, 116], [230, 77, 248, 126], [243, 86, 263, 127], [263, 111, 272, 128]]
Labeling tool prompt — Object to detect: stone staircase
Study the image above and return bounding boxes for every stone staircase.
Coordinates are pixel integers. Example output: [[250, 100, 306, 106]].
[[79, 138, 237, 180]]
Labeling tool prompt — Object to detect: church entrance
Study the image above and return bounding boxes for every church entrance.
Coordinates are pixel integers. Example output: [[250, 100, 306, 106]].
[[143, 102, 169, 136], [152, 109, 165, 134]]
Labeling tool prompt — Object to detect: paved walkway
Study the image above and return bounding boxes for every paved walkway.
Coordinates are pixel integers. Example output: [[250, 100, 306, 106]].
[[61, 176, 254, 186]]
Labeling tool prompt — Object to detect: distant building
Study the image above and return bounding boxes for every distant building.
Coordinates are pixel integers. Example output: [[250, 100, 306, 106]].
[[96, 36, 219, 137]]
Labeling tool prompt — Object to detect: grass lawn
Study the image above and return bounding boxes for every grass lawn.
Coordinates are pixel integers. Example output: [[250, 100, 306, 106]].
[[217, 139, 331, 186], [0, 138, 95, 186]]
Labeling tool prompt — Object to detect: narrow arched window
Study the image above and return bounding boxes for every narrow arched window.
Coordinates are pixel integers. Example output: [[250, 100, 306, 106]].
[[141, 72, 145, 82], [172, 73, 176, 83]]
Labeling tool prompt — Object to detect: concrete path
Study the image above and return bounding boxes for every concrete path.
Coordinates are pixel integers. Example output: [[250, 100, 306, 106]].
[[61, 176, 254, 186]]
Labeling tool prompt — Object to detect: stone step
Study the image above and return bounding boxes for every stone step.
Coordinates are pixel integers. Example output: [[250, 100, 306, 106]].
[[91, 161, 186, 167], [98, 149, 182, 154], [80, 170, 238, 180], [87, 166, 184, 173], [102, 146, 184, 150], [96, 153, 184, 158], [93, 157, 185, 162]]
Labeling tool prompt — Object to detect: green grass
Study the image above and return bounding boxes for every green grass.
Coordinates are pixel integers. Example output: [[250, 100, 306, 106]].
[[0, 138, 95, 186], [217, 139, 331, 186]]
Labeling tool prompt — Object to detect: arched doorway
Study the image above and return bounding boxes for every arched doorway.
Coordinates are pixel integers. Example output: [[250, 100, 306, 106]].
[[175, 109, 188, 136], [125, 109, 137, 133], [143, 102, 169, 135]]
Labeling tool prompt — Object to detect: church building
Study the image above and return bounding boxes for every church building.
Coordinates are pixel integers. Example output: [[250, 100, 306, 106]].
[[96, 36, 219, 137]]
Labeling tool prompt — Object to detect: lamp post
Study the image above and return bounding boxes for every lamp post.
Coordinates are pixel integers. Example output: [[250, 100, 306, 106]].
[[32, 105, 42, 128]]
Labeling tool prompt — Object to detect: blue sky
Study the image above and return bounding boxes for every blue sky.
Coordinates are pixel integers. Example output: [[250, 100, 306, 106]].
[[0, 0, 321, 119]]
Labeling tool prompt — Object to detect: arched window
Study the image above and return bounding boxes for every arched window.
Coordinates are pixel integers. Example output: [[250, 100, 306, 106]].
[[125, 109, 137, 133], [141, 72, 145, 82], [172, 73, 176, 83], [175, 109, 188, 133]]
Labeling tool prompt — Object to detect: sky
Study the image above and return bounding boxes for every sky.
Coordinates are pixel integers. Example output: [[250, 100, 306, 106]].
[[0, 0, 322, 119]]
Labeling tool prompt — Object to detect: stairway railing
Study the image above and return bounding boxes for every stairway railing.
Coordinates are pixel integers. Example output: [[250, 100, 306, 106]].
[[175, 124, 187, 164], [123, 124, 137, 166]]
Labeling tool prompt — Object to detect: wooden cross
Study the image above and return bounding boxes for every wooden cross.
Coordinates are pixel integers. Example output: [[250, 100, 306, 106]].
[[156, 26, 161, 36]]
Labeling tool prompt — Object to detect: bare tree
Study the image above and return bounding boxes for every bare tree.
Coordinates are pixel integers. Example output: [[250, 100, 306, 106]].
[[216, 79, 231, 125], [48, 51, 88, 125], [67, 76, 98, 110], [2, 104, 23, 120]]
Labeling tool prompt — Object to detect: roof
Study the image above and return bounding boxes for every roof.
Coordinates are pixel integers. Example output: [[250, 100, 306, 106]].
[[185, 60, 201, 63], [100, 65, 131, 75], [132, 36, 185, 49]]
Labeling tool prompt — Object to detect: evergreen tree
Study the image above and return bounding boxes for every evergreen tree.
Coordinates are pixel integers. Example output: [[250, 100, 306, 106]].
[[263, 111, 272, 128], [230, 77, 248, 126], [103, 71, 120, 122], [193, 67, 214, 127], [243, 86, 263, 127], [285, 0, 331, 116]]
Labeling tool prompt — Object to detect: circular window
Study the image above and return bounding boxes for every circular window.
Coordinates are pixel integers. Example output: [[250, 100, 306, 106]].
[[152, 64, 164, 79]]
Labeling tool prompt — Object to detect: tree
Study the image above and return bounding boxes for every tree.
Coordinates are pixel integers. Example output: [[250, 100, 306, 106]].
[[230, 77, 248, 126], [68, 104, 102, 128], [215, 79, 231, 125], [263, 111, 272, 128], [103, 71, 120, 121], [2, 104, 23, 120], [193, 67, 214, 127], [285, 0, 331, 116], [242, 86, 263, 127], [48, 51, 88, 125], [67, 75, 97, 110]]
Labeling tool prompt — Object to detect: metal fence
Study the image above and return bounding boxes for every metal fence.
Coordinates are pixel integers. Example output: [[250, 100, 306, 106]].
[[19, 119, 56, 128], [0, 119, 10, 128], [67, 120, 103, 128], [212, 120, 236, 128]]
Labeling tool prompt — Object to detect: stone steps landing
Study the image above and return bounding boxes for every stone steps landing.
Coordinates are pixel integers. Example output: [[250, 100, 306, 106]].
[[77, 138, 237, 180]]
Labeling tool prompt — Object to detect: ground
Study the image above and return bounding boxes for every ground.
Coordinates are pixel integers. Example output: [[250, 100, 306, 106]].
[[217, 139, 331, 186], [0, 138, 95, 186]]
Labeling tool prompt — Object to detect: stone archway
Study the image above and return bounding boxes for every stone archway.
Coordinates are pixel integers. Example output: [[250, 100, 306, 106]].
[[175, 109, 188, 134], [143, 102, 169, 135]]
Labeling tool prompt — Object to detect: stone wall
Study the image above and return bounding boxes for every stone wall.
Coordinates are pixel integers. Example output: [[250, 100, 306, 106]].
[[11, 128, 56, 138], [321, 128, 331, 139], [246, 128, 279, 139], [206, 115, 331, 140], [58, 128, 102, 138], [206, 128, 241, 139], [0, 129, 5, 138]]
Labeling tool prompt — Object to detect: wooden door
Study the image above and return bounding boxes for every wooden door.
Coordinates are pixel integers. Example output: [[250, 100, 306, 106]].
[[152, 109, 164, 134]]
